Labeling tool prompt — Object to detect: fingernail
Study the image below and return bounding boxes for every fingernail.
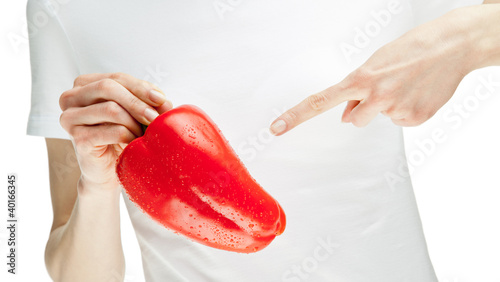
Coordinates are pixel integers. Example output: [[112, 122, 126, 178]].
[[270, 120, 286, 135], [149, 89, 166, 104], [144, 108, 159, 123]]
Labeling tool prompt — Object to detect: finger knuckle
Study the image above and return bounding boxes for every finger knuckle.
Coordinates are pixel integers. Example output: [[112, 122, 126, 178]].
[[376, 80, 401, 95], [384, 105, 407, 118], [95, 78, 117, 92], [408, 110, 430, 125], [128, 96, 143, 111], [104, 101, 122, 117], [350, 66, 376, 85], [59, 88, 81, 110], [61, 106, 77, 123], [59, 111, 69, 130], [59, 91, 71, 110], [73, 75, 88, 87], [116, 126, 131, 142], [131, 83, 150, 100], [284, 109, 299, 124], [110, 72, 128, 81], [369, 93, 387, 107], [70, 126, 85, 142], [371, 86, 399, 107], [74, 128, 94, 152], [140, 79, 153, 89], [306, 93, 329, 111]]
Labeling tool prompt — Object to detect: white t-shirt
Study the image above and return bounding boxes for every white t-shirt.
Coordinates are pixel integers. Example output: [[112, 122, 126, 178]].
[[27, 0, 455, 281]]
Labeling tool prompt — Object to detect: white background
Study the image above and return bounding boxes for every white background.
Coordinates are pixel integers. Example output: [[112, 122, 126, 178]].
[[1, 1, 499, 282]]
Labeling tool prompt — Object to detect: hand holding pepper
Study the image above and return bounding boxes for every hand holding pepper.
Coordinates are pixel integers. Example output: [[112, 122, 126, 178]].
[[60, 72, 285, 254], [59, 72, 172, 190]]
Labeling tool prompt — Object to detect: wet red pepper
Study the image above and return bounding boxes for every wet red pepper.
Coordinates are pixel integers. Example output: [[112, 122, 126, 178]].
[[116, 105, 286, 253]]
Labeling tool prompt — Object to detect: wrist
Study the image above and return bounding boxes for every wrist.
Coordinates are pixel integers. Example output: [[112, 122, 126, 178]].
[[77, 176, 122, 199]]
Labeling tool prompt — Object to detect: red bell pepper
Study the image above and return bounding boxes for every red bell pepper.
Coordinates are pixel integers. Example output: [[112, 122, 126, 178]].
[[116, 105, 286, 253]]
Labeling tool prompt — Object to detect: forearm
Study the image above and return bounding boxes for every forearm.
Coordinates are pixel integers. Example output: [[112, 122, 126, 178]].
[[462, 3, 500, 69], [45, 180, 124, 282]]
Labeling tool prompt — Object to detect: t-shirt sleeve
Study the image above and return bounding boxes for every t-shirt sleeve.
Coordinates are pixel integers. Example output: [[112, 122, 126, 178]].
[[26, 0, 80, 140]]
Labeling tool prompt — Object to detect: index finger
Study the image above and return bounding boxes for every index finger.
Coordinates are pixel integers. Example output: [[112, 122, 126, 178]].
[[269, 83, 364, 136], [74, 72, 170, 108]]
